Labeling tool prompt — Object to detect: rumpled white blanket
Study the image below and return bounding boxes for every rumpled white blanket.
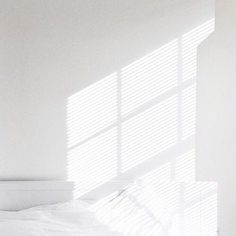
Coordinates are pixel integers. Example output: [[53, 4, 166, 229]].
[[0, 200, 122, 236]]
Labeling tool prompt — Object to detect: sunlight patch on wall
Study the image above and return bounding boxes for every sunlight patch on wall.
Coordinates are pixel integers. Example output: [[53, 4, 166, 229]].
[[121, 39, 178, 115], [182, 19, 215, 82], [175, 149, 195, 182], [66, 18, 215, 205], [67, 73, 118, 148], [66, 17, 216, 235], [67, 127, 117, 197], [121, 95, 178, 172], [182, 84, 196, 140], [140, 163, 172, 183]]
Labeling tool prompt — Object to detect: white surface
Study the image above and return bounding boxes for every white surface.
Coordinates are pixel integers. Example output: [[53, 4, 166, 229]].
[[0, 200, 121, 236], [197, 0, 236, 235], [0, 0, 214, 180], [0, 181, 74, 211], [89, 181, 218, 236], [0, 182, 217, 236]]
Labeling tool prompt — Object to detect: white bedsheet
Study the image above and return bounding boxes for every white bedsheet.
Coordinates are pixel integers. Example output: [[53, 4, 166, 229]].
[[0, 200, 122, 236]]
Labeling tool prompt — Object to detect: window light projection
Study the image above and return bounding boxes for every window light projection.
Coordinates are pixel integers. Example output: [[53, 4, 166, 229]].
[[182, 84, 196, 140], [139, 163, 172, 183], [67, 127, 118, 197], [67, 18, 216, 235], [121, 39, 178, 116], [175, 149, 196, 182], [182, 19, 215, 82], [121, 95, 178, 172], [67, 73, 118, 148]]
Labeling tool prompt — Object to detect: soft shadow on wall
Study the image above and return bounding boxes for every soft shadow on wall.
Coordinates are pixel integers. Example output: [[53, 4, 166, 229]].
[[67, 19, 216, 236]]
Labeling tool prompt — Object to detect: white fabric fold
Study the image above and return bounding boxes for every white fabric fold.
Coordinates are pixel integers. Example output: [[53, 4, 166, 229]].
[[0, 200, 122, 236]]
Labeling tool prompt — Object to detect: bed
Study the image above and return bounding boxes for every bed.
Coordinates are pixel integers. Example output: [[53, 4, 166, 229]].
[[0, 181, 218, 236], [0, 181, 122, 236]]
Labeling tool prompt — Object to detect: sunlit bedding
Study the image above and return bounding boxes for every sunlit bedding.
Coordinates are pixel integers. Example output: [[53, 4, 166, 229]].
[[0, 200, 121, 236], [0, 181, 217, 236]]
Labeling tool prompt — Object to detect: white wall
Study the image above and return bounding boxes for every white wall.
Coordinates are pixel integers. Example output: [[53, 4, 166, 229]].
[[197, 0, 236, 235], [0, 0, 214, 181]]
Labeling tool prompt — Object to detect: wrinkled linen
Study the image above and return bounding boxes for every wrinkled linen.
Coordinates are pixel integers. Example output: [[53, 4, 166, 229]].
[[0, 200, 122, 236]]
